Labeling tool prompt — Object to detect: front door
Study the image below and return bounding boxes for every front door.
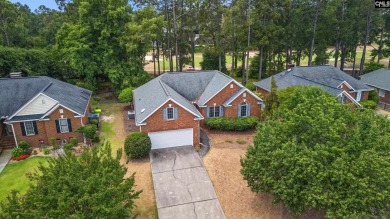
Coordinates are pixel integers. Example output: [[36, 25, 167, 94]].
[[6, 124, 13, 136]]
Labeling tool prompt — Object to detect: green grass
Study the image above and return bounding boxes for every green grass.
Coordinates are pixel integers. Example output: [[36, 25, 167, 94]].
[[0, 157, 50, 202]]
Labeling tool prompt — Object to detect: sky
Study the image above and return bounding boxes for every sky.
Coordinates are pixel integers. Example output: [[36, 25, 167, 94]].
[[9, 0, 58, 11]]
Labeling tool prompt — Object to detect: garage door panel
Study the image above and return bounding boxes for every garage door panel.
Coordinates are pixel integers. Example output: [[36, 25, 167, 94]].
[[149, 128, 193, 149]]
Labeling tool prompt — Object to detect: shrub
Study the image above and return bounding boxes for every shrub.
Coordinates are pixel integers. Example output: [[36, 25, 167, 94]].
[[368, 88, 380, 104], [245, 82, 256, 91], [360, 100, 377, 110], [12, 148, 23, 158], [93, 96, 101, 102], [236, 139, 247, 145], [118, 87, 134, 103], [70, 138, 78, 146], [363, 62, 384, 74], [63, 144, 74, 151], [43, 148, 50, 155], [50, 138, 56, 147], [92, 136, 100, 143], [76, 125, 97, 140], [18, 141, 29, 152], [200, 47, 227, 73], [124, 132, 151, 159], [205, 116, 259, 131], [89, 119, 98, 125]]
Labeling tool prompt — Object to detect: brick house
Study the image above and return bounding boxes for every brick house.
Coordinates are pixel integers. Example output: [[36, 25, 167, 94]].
[[254, 66, 372, 107], [133, 71, 263, 149], [0, 76, 92, 148], [360, 68, 390, 105]]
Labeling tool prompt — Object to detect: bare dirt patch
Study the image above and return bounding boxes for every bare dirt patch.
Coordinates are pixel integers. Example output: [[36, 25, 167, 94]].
[[376, 109, 390, 118], [202, 129, 324, 219], [101, 115, 114, 122]]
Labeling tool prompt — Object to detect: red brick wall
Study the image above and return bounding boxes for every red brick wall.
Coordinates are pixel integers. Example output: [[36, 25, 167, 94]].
[[142, 100, 200, 145], [256, 87, 269, 100], [203, 82, 240, 106], [14, 106, 86, 147], [227, 92, 261, 118], [380, 90, 390, 104], [362, 91, 369, 101]]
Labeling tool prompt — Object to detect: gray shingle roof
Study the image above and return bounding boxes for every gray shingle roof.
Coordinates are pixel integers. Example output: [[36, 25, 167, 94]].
[[7, 114, 45, 122], [133, 71, 259, 124], [360, 68, 390, 91], [254, 66, 372, 96], [223, 87, 262, 106], [0, 76, 92, 119]]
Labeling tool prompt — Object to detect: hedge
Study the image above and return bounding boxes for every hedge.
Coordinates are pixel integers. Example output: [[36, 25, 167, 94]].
[[360, 100, 377, 110], [205, 116, 259, 131], [124, 132, 151, 159]]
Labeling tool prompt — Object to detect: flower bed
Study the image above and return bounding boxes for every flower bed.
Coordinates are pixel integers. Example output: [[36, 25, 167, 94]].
[[11, 154, 30, 161]]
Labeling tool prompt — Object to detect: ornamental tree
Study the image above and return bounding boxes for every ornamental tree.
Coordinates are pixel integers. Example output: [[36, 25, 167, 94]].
[[241, 86, 390, 218], [0, 141, 141, 218]]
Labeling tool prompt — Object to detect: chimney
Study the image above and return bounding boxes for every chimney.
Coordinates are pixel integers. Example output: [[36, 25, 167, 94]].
[[9, 72, 22, 78]]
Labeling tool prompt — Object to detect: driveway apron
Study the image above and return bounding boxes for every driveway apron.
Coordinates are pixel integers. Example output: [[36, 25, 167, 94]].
[[150, 146, 225, 219]]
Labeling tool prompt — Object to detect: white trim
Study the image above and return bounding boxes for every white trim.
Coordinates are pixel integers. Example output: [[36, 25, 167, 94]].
[[337, 81, 354, 91], [139, 98, 203, 124], [349, 89, 373, 93], [5, 118, 50, 124], [342, 91, 362, 107], [166, 107, 174, 120], [11, 124, 18, 147], [24, 121, 35, 136], [240, 103, 249, 117], [8, 93, 59, 120], [200, 80, 243, 106], [379, 89, 386, 97], [224, 88, 262, 106], [363, 83, 390, 92]]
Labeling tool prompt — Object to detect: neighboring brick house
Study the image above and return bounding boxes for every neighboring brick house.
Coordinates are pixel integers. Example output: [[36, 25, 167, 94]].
[[360, 68, 390, 105], [133, 71, 263, 149], [254, 65, 372, 107], [0, 76, 92, 148]]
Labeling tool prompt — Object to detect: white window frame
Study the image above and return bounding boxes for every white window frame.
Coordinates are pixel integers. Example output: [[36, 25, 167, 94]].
[[24, 121, 35, 136], [356, 91, 362, 101], [59, 118, 69, 133], [167, 107, 174, 120], [240, 104, 248, 117], [208, 106, 220, 118], [379, 89, 385, 97], [230, 84, 234, 88]]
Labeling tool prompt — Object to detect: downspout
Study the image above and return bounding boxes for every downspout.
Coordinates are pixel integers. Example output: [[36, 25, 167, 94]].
[[11, 124, 18, 147]]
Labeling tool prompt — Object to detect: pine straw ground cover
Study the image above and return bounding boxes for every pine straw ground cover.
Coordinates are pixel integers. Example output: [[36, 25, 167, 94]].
[[202, 129, 324, 219]]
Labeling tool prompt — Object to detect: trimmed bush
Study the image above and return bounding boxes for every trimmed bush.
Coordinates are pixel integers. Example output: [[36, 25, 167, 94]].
[[18, 141, 29, 152], [205, 116, 259, 131], [118, 87, 134, 103], [360, 100, 377, 110], [63, 144, 74, 151], [12, 148, 23, 158], [124, 132, 151, 159]]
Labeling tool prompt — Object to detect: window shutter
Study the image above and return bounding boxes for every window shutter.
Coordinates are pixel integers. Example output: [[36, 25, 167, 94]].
[[33, 121, 38, 135], [20, 123, 26, 136], [67, 118, 72, 132], [220, 106, 224, 117], [55, 120, 61, 133], [163, 108, 167, 120], [247, 103, 251, 116], [206, 107, 209, 118], [174, 107, 178, 120], [238, 104, 241, 117]]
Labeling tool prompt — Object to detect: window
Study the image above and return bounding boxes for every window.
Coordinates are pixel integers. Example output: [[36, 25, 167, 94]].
[[208, 106, 220, 118], [356, 91, 362, 101], [240, 104, 248, 117], [24, 121, 35, 136], [379, 89, 386, 97], [243, 93, 246, 97], [167, 107, 174, 120], [59, 119, 69, 133], [59, 109, 64, 114]]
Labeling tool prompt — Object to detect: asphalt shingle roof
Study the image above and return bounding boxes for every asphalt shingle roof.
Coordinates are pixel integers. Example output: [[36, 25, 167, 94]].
[[0, 76, 92, 119], [133, 71, 261, 124], [254, 66, 372, 96], [360, 68, 390, 91]]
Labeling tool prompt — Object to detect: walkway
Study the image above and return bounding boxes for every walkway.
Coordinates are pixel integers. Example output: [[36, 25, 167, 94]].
[[150, 146, 225, 219], [0, 149, 12, 173]]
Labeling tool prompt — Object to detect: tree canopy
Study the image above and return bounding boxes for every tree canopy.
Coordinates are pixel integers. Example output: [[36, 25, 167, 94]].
[[241, 86, 390, 218], [0, 142, 141, 218]]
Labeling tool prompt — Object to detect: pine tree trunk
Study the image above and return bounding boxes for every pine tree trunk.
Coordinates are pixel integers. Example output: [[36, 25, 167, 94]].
[[231, 11, 235, 77], [241, 52, 246, 83], [340, 43, 346, 71], [378, 24, 385, 63], [334, 41, 339, 68], [308, 0, 320, 66], [157, 41, 161, 75], [352, 45, 357, 76], [153, 41, 156, 77], [360, 14, 371, 75], [258, 45, 264, 80]]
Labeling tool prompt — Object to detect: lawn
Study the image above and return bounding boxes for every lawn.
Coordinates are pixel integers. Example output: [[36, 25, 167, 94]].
[[0, 157, 50, 203], [202, 130, 324, 219]]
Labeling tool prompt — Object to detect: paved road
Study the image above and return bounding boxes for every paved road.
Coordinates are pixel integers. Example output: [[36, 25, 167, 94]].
[[150, 146, 225, 219], [0, 149, 12, 173]]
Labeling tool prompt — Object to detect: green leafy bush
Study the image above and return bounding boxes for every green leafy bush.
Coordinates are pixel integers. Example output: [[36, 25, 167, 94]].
[[205, 116, 259, 131], [245, 82, 256, 91], [89, 119, 98, 125], [50, 138, 56, 147], [12, 148, 23, 158], [76, 125, 97, 140], [70, 138, 78, 147], [200, 47, 227, 73], [63, 144, 74, 151], [360, 100, 377, 109], [92, 136, 100, 143], [124, 132, 151, 159], [118, 87, 134, 103], [368, 88, 380, 104], [18, 141, 29, 152], [363, 62, 384, 74], [43, 148, 50, 155]]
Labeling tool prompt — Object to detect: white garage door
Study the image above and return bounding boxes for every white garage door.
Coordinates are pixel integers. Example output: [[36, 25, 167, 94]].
[[148, 128, 193, 149]]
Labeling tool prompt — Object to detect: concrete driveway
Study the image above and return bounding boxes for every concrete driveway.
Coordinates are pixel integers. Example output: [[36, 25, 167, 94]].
[[150, 146, 225, 219], [0, 149, 12, 173]]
